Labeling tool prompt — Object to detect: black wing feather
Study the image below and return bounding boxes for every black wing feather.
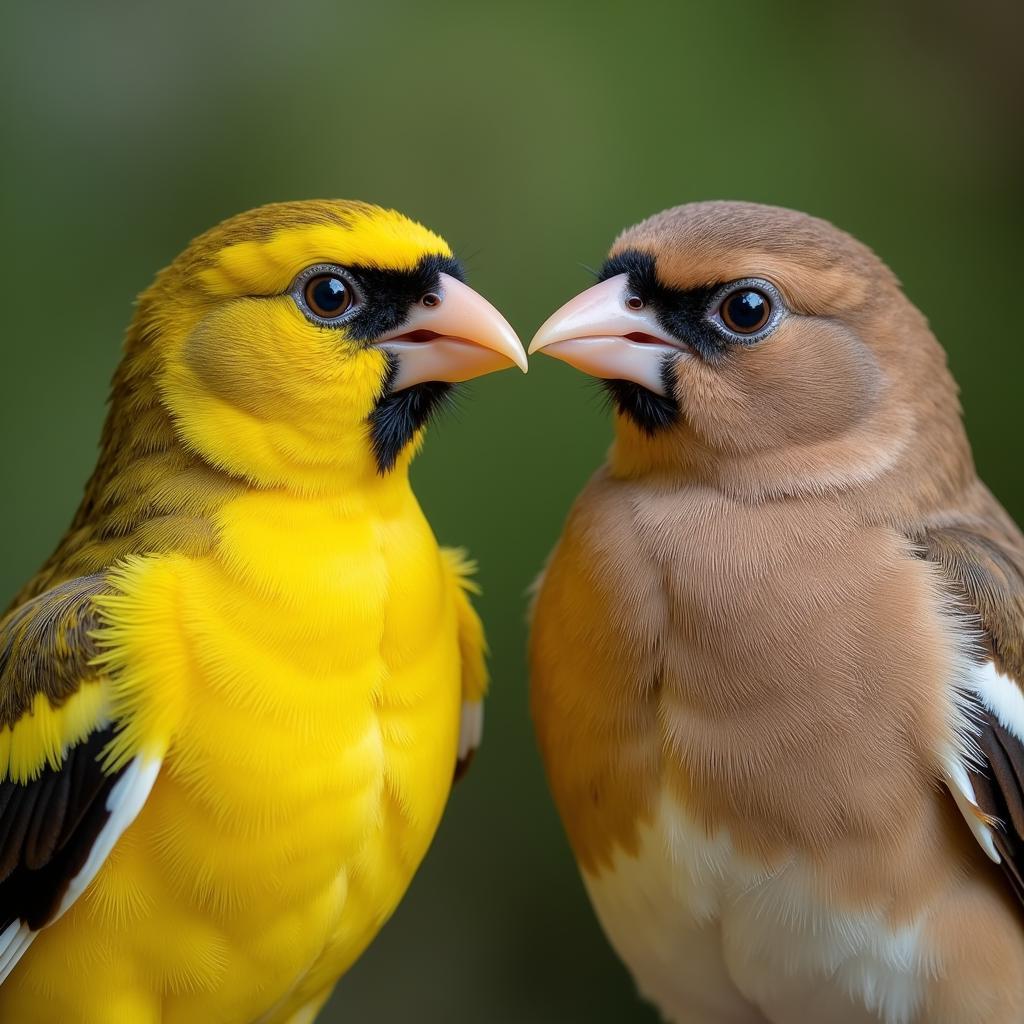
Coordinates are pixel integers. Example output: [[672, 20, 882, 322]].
[[0, 574, 134, 945], [0, 723, 126, 931]]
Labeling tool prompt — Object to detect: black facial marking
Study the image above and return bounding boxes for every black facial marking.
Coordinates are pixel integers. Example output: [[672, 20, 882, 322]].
[[368, 353, 454, 474], [328, 254, 464, 474], [604, 373, 680, 435], [589, 250, 693, 432], [598, 250, 727, 360], [343, 254, 465, 341]]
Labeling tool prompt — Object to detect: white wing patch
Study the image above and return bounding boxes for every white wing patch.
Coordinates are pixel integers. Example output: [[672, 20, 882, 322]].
[[0, 922, 32, 985], [0, 753, 161, 984], [969, 659, 1024, 739], [943, 756, 1000, 863], [944, 658, 1024, 866], [458, 700, 484, 763]]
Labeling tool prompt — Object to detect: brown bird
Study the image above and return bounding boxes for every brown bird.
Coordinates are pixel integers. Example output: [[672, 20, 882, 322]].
[[528, 201, 1024, 1024]]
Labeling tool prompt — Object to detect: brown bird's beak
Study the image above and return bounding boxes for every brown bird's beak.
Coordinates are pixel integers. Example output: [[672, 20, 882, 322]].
[[529, 274, 682, 396], [375, 273, 527, 391]]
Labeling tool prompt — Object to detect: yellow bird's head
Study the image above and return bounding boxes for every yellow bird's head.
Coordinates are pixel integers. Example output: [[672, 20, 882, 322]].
[[123, 200, 526, 489]]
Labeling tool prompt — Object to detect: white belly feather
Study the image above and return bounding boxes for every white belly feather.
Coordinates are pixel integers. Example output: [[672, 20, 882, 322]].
[[583, 790, 936, 1024]]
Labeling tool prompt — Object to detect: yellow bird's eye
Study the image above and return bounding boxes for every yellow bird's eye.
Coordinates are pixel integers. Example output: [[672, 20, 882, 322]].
[[305, 274, 353, 318], [291, 265, 362, 326]]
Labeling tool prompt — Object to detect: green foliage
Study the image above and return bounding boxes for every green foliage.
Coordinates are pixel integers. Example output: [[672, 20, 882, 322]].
[[1, 3, 1020, 1019]]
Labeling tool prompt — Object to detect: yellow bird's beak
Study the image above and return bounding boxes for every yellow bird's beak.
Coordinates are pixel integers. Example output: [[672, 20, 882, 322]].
[[375, 273, 527, 390], [529, 274, 682, 396]]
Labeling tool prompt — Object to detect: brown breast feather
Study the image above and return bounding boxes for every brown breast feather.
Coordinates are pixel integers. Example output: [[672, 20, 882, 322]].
[[531, 471, 1003, 918]]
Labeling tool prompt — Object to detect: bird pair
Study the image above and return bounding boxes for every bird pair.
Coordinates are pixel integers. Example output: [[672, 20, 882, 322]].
[[1, 199, 1022, 1024]]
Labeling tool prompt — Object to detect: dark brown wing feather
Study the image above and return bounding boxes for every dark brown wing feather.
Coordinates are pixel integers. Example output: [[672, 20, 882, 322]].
[[914, 522, 1024, 680], [969, 721, 1024, 904], [914, 518, 1024, 904], [0, 574, 111, 728]]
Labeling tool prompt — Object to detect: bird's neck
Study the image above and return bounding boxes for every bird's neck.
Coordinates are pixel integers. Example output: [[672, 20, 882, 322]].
[[607, 402, 977, 524], [13, 365, 415, 609]]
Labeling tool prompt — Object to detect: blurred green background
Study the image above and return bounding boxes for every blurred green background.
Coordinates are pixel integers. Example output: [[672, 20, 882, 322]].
[[1, 2, 1022, 1020]]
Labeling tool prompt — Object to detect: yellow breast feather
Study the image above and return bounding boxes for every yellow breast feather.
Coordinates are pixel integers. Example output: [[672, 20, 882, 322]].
[[0, 199, 522, 1022]]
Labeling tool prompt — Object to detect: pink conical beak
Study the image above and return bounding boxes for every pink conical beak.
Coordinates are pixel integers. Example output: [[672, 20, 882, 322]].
[[529, 274, 683, 395], [375, 274, 527, 390]]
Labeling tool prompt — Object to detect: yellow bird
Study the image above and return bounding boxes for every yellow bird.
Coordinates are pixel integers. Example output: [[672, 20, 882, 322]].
[[0, 200, 526, 1023]]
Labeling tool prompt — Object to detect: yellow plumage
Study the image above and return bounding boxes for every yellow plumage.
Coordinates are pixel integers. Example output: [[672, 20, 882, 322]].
[[0, 201, 513, 1022]]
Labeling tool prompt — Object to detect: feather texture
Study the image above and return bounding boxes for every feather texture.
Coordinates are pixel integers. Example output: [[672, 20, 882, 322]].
[[0, 201, 490, 1023], [530, 201, 1024, 1023]]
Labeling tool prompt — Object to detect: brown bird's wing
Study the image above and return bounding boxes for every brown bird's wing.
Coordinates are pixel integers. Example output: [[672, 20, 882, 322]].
[[0, 575, 160, 982], [913, 517, 1024, 903]]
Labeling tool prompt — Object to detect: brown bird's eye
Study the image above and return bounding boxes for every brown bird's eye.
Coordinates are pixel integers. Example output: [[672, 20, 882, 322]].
[[304, 273, 354, 319], [720, 288, 771, 334]]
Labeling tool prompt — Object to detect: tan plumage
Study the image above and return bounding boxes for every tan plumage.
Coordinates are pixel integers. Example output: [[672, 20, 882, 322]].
[[529, 202, 1024, 1023]]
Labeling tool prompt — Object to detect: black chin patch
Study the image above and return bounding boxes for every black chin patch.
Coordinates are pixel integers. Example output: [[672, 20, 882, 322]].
[[369, 355, 454, 473], [603, 358, 680, 434]]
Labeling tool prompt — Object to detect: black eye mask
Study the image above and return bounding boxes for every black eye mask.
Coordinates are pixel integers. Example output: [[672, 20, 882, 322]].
[[344, 255, 466, 342], [356, 255, 466, 474], [598, 250, 726, 360]]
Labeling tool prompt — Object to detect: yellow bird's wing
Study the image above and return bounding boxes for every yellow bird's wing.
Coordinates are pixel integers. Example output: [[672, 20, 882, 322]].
[[0, 574, 161, 982], [440, 548, 487, 779]]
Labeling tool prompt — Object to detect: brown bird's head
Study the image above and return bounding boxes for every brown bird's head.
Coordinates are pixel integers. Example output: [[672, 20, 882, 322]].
[[531, 201, 973, 508]]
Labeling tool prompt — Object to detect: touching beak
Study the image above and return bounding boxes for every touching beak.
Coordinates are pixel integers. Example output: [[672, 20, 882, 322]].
[[375, 273, 527, 391], [528, 274, 682, 396]]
